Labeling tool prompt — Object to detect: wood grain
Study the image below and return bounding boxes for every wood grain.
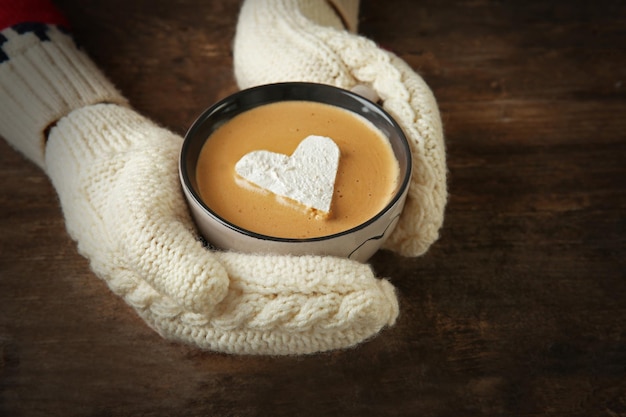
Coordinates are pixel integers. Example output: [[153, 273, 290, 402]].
[[1, 0, 625, 415]]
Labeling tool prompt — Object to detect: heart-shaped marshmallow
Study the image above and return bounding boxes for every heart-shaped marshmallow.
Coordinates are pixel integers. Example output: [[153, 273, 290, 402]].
[[234, 135, 340, 213]]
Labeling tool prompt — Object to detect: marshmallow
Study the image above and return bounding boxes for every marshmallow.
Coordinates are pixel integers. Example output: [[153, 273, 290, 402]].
[[235, 135, 340, 213]]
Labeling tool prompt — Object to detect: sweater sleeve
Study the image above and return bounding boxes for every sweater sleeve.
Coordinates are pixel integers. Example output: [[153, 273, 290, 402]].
[[0, 0, 127, 169], [0, 0, 68, 31]]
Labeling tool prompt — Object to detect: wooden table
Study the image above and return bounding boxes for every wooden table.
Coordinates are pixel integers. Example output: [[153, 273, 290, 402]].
[[1, 1, 624, 415]]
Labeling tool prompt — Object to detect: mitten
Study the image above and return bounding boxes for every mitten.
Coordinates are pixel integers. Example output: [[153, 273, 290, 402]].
[[0, 1, 398, 354], [234, 0, 447, 256]]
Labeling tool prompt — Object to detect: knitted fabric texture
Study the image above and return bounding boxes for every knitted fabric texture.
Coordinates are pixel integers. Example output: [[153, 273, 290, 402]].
[[234, 0, 447, 256], [0, 23, 126, 168], [0, 19, 399, 355]]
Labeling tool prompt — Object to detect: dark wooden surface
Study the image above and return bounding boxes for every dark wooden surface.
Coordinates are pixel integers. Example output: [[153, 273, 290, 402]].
[[1, 1, 625, 416]]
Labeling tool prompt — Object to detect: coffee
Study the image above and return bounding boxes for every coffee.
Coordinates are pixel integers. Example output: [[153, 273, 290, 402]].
[[195, 100, 400, 239]]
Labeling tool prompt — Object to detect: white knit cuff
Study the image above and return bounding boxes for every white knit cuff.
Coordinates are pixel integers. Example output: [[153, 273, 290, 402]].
[[0, 23, 127, 169]]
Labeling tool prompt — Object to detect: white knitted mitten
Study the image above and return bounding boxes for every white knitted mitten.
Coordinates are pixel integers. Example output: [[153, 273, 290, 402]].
[[234, 0, 447, 257], [0, 22, 398, 354]]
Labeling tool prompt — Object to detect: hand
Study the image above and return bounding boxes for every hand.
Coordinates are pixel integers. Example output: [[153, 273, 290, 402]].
[[234, 0, 447, 256], [44, 103, 398, 355], [0, 11, 403, 355]]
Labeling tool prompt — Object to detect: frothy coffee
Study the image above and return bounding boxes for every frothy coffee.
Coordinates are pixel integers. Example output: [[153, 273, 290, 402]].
[[195, 100, 400, 239]]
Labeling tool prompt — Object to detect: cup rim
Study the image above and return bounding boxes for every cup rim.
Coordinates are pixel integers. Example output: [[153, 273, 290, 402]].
[[179, 82, 412, 244]]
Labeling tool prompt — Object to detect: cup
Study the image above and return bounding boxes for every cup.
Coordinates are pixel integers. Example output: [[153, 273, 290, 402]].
[[179, 82, 411, 262]]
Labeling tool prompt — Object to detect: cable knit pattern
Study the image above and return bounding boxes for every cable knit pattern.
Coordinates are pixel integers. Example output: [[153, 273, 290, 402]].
[[234, 0, 447, 256], [48, 110, 397, 353], [44, 103, 399, 355]]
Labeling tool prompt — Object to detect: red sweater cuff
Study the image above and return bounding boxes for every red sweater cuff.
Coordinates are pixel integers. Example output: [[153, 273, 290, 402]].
[[0, 0, 69, 31]]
